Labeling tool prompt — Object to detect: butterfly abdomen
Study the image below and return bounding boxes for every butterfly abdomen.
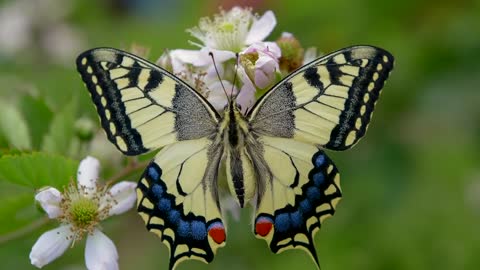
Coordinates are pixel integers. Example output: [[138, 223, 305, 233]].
[[222, 103, 257, 207]]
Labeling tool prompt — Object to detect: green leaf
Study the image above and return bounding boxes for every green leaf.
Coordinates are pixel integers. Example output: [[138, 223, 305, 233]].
[[0, 152, 77, 189], [0, 100, 32, 150], [0, 153, 77, 237], [0, 190, 43, 235], [18, 94, 54, 149], [41, 101, 76, 154]]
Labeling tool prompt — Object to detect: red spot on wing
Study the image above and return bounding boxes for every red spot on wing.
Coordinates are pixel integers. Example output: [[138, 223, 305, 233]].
[[208, 224, 226, 244], [255, 217, 273, 237]]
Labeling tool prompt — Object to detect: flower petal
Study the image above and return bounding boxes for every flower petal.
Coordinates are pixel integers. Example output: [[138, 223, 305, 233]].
[[207, 80, 237, 111], [29, 225, 73, 268], [245, 10, 276, 44], [85, 229, 119, 270], [35, 187, 63, 219], [77, 156, 100, 197], [236, 67, 257, 113], [170, 48, 235, 68], [103, 181, 137, 216]]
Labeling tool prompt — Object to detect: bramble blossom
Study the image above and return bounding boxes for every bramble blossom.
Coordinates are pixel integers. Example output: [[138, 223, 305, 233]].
[[29, 156, 136, 270], [155, 7, 314, 114]]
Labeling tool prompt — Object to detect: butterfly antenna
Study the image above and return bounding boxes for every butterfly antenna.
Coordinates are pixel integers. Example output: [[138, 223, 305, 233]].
[[231, 52, 240, 100], [209, 52, 230, 103]]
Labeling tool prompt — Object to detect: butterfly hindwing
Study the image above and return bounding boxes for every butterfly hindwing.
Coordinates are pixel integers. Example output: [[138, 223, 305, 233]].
[[248, 45, 394, 150], [76, 48, 220, 155], [136, 138, 226, 270], [253, 137, 341, 268]]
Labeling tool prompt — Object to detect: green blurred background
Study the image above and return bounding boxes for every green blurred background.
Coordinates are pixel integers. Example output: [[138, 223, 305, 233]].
[[0, 0, 479, 269]]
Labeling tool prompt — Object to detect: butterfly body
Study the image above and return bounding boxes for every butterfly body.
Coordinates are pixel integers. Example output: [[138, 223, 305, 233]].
[[77, 45, 394, 269]]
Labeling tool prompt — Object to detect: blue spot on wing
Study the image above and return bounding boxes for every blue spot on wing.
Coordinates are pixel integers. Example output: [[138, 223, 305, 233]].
[[177, 220, 191, 237], [275, 213, 291, 233], [290, 211, 303, 229], [306, 186, 321, 202], [167, 209, 181, 225], [191, 220, 207, 240], [314, 153, 325, 167], [158, 198, 171, 212], [312, 172, 325, 186], [299, 199, 312, 213], [147, 165, 161, 182], [151, 184, 163, 198]]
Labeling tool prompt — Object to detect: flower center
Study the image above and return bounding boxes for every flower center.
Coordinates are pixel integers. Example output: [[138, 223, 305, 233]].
[[69, 196, 98, 228], [220, 22, 235, 33]]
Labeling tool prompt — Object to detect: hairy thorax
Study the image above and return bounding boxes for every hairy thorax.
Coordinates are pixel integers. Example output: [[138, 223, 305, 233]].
[[219, 102, 259, 208]]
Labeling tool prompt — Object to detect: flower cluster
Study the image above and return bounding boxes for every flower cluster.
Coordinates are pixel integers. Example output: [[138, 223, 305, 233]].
[[30, 156, 136, 270], [157, 7, 316, 113]]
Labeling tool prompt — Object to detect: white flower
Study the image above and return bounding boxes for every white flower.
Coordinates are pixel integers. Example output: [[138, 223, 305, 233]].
[[187, 7, 276, 52], [240, 41, 281, 89], [29, 156, 136, 270]]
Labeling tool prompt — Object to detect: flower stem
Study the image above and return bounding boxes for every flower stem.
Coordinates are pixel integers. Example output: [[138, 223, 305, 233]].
[[0, 217, 49, 244]]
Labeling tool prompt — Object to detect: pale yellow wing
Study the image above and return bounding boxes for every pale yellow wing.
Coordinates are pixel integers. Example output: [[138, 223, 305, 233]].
[[248, 46, 394, 150], [136, 138, 226, 270], [252, 137, 342, 268], [77, 48, 220, 155]]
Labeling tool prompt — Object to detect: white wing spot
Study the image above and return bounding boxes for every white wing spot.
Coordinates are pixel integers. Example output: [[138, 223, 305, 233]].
[[355, 118, 362, 129], [373, 72, 379, 81], [377, 63, 383, 71], [105, 109, 111, 120], [100, 62, 109, 70], [81, 57, 87, 65], [101, 96, 107, 106], [92, 75, 98, 84], [96, 85, 103, 95], [360, 105, 367, 115], [383, 55, 389, 62], [363, 93, 370, 103], [116, 136, 128, 152], [368, 82, 375, 91], [86, 66, 93, 74], [109, 122, 116, 134], [345, 130, 356, 146]]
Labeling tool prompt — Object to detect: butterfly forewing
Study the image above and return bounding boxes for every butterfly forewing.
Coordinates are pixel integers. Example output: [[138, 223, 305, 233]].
[[76, 48, 220, 155], [248, 45, 394, 150]]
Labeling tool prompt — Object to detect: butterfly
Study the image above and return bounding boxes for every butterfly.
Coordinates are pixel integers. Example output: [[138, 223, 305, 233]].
[[76, 45, 394, 269]]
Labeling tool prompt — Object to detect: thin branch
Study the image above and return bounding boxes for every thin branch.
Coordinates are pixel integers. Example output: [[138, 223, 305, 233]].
[[0, 217, 50, 244]]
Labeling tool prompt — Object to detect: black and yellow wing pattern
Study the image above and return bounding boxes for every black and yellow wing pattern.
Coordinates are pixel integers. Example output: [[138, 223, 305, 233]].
[[77, 45, 394, 269], [249, 46, 393, 267], [249, 45, 394, 150], [77, 48, 227, 269], [77, 48, 220, 155]]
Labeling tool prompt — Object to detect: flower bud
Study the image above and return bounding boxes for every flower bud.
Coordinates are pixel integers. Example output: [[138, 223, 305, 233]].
[[240, 41, 281, 89], [74, 117, 95, 142], [277, 32, 304, 73]]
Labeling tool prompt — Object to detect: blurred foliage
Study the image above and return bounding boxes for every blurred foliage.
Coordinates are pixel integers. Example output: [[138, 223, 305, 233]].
[[0, 0, 479, 269]]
